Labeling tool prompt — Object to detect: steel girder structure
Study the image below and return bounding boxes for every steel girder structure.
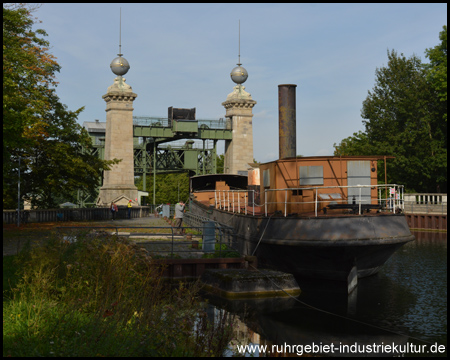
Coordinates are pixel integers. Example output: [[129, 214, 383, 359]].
[[134, 140, 218, 177], [81, 114, 232, 205]]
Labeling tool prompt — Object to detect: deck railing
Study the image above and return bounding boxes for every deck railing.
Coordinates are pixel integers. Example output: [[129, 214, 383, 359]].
[[214, 190, 256, 215], [265, 184, 405, 217], [205, 184, 407, 217]]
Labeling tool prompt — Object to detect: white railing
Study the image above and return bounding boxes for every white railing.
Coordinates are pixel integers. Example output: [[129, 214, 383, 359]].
[[264, 184, 405, 217], [197, 184, 408, 218], [214, 190, 256, 215]]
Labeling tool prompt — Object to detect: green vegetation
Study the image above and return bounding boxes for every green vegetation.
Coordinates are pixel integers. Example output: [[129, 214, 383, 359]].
[[201, 243, 241, 259], [136, 172, 190, 205], [334, 26, 447, 193], [136, 154, 226, 205], [3, 231, 235, 356], [3, 4, 119, 209]]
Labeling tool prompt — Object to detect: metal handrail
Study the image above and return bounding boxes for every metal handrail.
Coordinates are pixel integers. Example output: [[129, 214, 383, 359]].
[[264, 184, 405, 217], [133, 116, 229, 130], [196, 184, 407, 218], [213, 189, 256, 215]]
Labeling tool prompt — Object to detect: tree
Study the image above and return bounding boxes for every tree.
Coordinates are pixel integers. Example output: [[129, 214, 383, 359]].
[[136, 172, 190, 205], [216, 154, 225, 174], [333, 131, 371, 157], [334, 44, 447, 193], [425, 26, 447, 123], [3, 4, 118, 208]]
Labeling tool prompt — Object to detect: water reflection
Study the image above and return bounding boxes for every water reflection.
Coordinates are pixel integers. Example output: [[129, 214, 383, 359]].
[[204, 231, 447, 357]]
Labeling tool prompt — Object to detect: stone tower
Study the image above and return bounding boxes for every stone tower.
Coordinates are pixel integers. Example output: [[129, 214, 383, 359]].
[[222, 85, 257, 175], [96, 76, 138, 206]]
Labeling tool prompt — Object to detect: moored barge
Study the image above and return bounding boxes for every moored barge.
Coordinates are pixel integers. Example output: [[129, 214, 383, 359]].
[[189, 84, 414, 291]]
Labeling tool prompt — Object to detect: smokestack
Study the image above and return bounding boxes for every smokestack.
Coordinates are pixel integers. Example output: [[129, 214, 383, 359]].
[[278, 84, 297, 159]]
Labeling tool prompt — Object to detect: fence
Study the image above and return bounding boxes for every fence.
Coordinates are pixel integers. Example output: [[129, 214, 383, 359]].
[[183, 212, 238, 253], [55, 220, 238, 258], [55, 224, 243, 279], [3, 206, 152, 225], [403, 193, 447, 215]]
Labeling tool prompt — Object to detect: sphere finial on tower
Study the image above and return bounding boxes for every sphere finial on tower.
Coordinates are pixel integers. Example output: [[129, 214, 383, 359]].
[[230, 20, 248, 85], [110, 8, 130, 76]]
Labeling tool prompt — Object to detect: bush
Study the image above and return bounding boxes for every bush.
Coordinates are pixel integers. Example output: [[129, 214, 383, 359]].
[[3, 230, 235, 356]]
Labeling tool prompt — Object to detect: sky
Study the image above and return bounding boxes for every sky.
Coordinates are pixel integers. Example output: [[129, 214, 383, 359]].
[[30, 3, 447, 163]]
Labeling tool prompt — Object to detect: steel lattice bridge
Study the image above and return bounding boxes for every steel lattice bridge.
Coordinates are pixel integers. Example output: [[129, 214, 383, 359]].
[[84, 107, 232, 177]]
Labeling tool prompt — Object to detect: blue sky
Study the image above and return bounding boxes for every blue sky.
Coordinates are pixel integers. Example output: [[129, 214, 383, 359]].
[[31, 3, 446, 162]]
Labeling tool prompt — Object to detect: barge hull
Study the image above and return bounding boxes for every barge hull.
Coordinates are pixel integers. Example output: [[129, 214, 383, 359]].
[[190, 201, 414, 281]]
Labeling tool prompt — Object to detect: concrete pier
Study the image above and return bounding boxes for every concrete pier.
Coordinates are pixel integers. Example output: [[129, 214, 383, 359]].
[[201, 268, 301, 299]]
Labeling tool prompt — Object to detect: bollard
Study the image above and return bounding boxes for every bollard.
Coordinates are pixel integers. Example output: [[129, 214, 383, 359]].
[[202, 221, 215, 253], [244, 255, 258, 270]]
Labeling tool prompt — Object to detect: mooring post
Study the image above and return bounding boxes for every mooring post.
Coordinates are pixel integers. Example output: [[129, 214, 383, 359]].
[[245, 255, 258, 270]]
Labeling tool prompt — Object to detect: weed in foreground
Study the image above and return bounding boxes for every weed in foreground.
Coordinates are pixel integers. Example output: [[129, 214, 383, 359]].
[[3, 230, 235, 356]]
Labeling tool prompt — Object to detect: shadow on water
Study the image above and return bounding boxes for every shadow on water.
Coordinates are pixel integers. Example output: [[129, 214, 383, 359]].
[[204, 231, 447, 357]]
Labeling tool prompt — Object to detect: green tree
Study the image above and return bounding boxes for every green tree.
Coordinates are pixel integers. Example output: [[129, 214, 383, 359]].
[[333, 131, 371, 156], [334, 44, 447, 193], [216, 154, 225, 173], [3, 4, 118, 208], [136, 172, 190, 205], [425, 26, 447, 123]]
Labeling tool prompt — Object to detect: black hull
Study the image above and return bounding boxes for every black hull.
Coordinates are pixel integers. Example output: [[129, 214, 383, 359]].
[[190, 201, 414, 281]]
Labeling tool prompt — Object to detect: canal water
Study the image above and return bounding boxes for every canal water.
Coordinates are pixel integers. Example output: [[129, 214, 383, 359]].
[[204, 231, 447, 357]]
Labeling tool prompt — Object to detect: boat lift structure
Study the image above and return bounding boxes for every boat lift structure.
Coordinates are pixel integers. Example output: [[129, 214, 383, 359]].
[[80, 107, 232, 206]]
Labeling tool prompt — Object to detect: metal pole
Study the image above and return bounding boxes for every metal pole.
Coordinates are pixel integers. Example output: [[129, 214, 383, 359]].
[[171, 226, 174, 255], [393, 186, 396, 213], [265, 190, 267, 216], [153, 143, 156, 205], [359, 186, 362, 215], [245, 192, 248, 215], [143, 140, 147, 193], [17, 156, 21, 227], [202, 140, 205, 175], [285, 190, 287, 217], [315, 188, 317, 217]]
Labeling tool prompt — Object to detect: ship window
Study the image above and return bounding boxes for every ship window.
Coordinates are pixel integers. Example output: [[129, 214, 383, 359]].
[[299, 166, 324, 185], [292, 189, 303, 196], [263, 169, 270, 188]]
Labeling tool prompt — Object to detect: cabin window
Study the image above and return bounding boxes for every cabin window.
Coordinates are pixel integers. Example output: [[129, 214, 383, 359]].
[[299, 166, 323, 185], [263, 169, 270, 188], [292, 189, 303, 196]]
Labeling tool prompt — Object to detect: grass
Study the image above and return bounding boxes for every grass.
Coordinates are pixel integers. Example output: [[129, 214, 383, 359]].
[[198, 241, 241, 259], [3, 230, 237, 357]]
